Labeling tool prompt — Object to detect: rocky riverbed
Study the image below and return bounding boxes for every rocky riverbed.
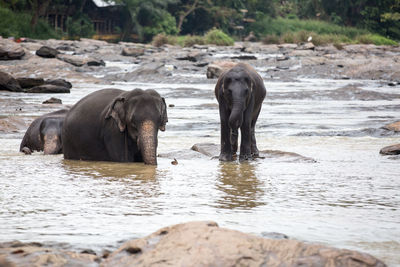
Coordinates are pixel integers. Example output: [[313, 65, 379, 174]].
[[1, 36, 400, 266]]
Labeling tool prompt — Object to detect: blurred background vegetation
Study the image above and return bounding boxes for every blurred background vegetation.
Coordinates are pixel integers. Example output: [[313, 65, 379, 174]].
[[0, 0, 399, 46]]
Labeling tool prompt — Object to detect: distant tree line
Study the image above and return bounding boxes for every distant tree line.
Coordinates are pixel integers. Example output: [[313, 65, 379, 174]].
[[1, 0, 399, 41]]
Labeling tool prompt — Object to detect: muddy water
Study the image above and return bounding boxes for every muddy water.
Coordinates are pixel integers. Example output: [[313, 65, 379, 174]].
[[1, 77, 400, 265]]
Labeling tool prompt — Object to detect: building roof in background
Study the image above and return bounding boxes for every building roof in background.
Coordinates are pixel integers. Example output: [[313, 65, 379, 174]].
[[92, 0, 116, 7]]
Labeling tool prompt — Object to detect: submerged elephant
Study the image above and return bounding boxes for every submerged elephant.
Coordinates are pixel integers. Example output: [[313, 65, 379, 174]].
[[62, 88, 167, 165], [20, 109, 69, 155], [215, 63, 266, 161]]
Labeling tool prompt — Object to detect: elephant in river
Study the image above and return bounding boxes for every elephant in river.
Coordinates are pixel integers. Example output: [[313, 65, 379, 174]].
[[20, 109, 68, 155], [215, 63, 266, 161], [62, 88, 167, 165]]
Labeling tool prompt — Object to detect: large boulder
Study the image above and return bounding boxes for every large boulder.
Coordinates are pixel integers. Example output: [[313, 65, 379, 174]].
[[0, 38, 25, 60], [206, 61, 237, 79], [102, 221, 385, 267], [0, 71, 23, 92], [56, 54, 86, 66], [45, 78, 72, 89], [35, 46, 59, 58], [121, 47, 145, 57], [382, 121, 400, 132], [123, 62, 170, 81], [25, 84, 70, 93], [16, 77, 45, 88], [380, 143, 400, 155]]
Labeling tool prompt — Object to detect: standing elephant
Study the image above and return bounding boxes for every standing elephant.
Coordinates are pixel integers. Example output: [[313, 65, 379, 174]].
[[215, 63, 266, 161], [62, 88, 167, 165], [20, 109, 68, 155]]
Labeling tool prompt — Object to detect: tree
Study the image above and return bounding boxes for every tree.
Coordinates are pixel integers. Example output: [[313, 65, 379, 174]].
[[28, 0, 51, 30]]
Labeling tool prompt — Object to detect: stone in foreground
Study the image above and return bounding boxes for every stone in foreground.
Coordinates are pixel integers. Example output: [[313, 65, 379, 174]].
[[102, 221, 385, 267], [380, 143, 400, 155]]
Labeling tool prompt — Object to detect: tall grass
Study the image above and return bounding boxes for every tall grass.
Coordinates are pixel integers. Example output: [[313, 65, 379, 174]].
[[255, 17, 397, 46], [152, 29, 233, 47]]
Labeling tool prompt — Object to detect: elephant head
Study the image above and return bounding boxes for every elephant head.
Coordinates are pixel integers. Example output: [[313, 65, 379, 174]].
[[40, 117, 64, 155], [105, 89, 167, 165], [222, 67, 253, 134]]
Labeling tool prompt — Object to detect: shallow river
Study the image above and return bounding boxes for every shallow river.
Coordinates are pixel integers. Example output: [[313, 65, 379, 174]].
[[1, 75, 399, 265]]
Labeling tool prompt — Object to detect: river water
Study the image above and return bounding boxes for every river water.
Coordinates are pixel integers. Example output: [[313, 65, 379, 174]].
[[0, 71, 399, 265]]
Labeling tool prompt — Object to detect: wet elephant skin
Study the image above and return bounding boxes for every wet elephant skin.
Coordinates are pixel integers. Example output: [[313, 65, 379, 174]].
[[215, 63, 266, 161], [20, 109, 69, 155], [62, 88, 167, 165]]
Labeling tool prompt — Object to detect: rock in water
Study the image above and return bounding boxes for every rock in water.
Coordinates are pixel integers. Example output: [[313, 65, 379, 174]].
[[0, 71, 23, 92], [36, 46, 59, 58], [42, 97, 62, 104], [206, 61, 237, 79], [121, 47, 145, 57], [16, 77, 45, 88], [45, 79, 72, 89], [382, 121, 400, 132], [0, 38, 25, 60], [25, 84, 70, 93], [380, 144, 400, 155]]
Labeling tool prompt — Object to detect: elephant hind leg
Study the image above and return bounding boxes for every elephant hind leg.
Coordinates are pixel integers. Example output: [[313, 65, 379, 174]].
[[250, 127, 259, 157]]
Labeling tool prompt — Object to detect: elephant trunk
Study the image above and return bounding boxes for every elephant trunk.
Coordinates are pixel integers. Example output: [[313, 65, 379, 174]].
[[42, 134, 62, 154], [138, 120, 158, 165], [229, 100, 244, 131]]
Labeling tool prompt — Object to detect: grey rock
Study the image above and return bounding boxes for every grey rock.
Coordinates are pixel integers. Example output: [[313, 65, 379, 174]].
[[45, 79, 72, 89], [121, 47, 145, 57], [16, 77, 45, 88], [42, 97, 62, 104], [380, 143, 400, 155], [0, 71, 23, 92], [25, 84, 70, 93], [36, 46, 59, 58], [0, 38, 25, 60]]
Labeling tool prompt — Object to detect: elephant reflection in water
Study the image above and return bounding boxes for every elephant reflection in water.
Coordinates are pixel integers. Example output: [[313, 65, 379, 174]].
[[215, 162, 265, 210], [62, 160, 161, 199]]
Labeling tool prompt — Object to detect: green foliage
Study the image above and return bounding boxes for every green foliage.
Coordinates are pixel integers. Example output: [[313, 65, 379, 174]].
[[66, 13, 95, 39], [182, 35, 205, 47], [0, 6, 59, 39], [204, 28, 234, 46], [142, 11, 178, 41], [356, 34, 398, 45]]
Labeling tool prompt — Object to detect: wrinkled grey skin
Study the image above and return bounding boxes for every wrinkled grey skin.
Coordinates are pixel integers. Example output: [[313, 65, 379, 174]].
[[20, 109, 68, 155], [215, 63, 266, 161], [62, 88, 167, 165]]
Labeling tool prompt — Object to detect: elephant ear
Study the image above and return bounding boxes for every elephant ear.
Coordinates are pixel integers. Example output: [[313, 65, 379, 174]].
[[105, 97, 126, 132], [159, 97, 168, 131]]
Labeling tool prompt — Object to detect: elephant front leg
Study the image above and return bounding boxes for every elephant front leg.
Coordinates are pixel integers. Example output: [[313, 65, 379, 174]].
[[230, 128, 238, 160], [219, 105, 233, 161]]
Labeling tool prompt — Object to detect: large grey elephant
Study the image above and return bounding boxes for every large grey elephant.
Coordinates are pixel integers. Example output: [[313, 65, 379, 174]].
[[62, 88, 167, 165], [215, 63, 266, 161]]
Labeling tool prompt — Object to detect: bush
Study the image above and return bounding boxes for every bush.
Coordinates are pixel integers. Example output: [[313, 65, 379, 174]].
[[356, 34, 398, 46], [152, 33, 177, 47], [143, 12, 178, 42], [183, 35, 205, 47], [204, 28, 234, 46], [0, 6, 60, 39], [262, 34, 280, 44]]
